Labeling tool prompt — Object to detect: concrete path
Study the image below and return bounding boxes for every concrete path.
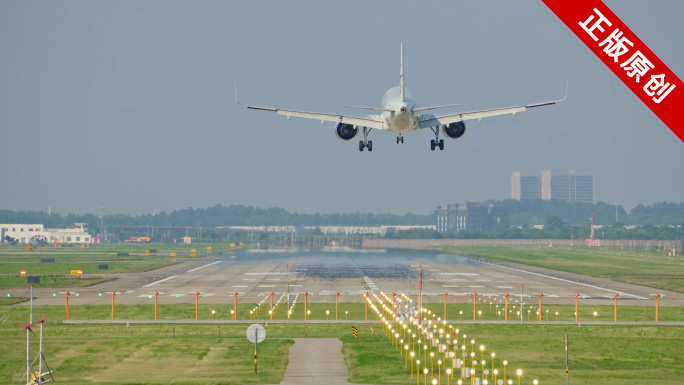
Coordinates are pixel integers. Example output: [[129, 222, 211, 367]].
[[265, 338, 381, 385]]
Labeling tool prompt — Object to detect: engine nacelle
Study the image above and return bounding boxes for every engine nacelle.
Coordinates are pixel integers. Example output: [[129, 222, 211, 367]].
[[443, 122, 467, 139], [335, 123, 358, 141]]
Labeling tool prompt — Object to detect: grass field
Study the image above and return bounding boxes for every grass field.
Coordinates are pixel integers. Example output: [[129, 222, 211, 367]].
[[0, 243, 231, 289], [438, 245, 684, 293], [0, 305, 682, 385]]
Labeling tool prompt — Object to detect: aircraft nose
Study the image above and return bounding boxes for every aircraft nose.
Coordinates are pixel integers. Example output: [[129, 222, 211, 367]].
[[399, 106, 407, 114]]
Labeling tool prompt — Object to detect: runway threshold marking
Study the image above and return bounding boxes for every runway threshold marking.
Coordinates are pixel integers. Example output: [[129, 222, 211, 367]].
[[479, 261, 649, 299], [187, 261, 221, 273], [143, 275, 178, 288]]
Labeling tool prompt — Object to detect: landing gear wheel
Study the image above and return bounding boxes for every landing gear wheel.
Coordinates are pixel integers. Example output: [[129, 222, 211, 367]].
[[430, 139, 436, 151], [439, 139, 444, 151], [367, 141, 373, 152], [359, 141, 365, 152]]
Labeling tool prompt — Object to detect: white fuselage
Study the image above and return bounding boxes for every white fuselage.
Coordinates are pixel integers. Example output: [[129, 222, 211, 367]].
[[380, 86, 419, 133]]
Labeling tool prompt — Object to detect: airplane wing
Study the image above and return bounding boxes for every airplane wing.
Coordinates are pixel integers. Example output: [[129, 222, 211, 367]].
[[418, 86, 567, 129], [246, 105, 386, 130]]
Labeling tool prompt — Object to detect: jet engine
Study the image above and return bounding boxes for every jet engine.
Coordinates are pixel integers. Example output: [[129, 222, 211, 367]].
[[335, 123, 358, 141], [443, 122, 466, 139]]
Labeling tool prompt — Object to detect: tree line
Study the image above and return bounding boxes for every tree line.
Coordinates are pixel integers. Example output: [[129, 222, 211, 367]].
[[1, 200, 683, 239]]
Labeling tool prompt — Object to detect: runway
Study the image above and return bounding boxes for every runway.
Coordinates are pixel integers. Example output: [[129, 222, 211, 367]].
[[24, 249, 684, 307]]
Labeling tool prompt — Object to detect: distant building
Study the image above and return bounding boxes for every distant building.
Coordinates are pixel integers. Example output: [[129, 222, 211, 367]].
[[435, 202, 508, 233], [511, 172, 542, 200], [1, 223, 92, 245], [512, 170, 594, 203]]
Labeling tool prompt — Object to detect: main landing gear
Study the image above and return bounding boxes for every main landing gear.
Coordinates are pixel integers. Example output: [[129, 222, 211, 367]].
[[430, 126, 445, 151], [359, 127, 373, 152]]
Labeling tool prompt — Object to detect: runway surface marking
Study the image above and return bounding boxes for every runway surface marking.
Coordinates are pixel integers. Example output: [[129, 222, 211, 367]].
[[142, 275, 178, 287], [440, 273, 479, 276], [187, 261, 221, 272], [232, 285, 248, 288], [245, 272, 295, 275], [481, 261, 649, 299]]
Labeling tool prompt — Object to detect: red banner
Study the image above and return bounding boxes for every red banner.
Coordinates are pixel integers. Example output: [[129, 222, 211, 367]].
[[542, 0, 684, 142]]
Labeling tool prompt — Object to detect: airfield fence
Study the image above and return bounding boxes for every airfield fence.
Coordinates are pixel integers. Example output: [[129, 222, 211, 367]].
[[362, 238, 683, 250]]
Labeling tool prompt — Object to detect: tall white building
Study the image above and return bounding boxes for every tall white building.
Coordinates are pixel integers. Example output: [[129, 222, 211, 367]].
[[512, 170, 594, 203]]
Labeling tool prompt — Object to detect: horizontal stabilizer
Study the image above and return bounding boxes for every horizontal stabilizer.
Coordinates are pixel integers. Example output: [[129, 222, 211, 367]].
[[413, 103, 462, 112], [344, 105, 393, 112]]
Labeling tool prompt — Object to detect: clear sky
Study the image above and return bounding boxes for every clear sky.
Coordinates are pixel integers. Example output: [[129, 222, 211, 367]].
[[1, 1, 682, 216]]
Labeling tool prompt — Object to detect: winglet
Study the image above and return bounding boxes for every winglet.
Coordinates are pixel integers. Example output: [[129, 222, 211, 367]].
[[234, 83, 241, 105], [561, 78, 569, 102], [399, 43, 405, 103]]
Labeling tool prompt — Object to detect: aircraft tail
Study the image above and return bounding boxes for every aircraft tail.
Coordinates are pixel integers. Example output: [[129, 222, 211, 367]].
[[399, 43, 405, 103]]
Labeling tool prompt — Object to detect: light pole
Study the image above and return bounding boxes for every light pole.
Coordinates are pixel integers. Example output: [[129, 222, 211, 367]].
[[424, 368, 429, 385], [430, 351, 435, 377], [516, 369, 522, 385], [411, 353, 416, 377], [438, 360, 442, 384], [211, 309, 215, 320], [503, 360, 508, 384], [416, 360, 421, 384]]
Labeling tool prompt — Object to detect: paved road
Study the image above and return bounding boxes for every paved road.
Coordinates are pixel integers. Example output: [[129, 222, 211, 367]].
[[263, 338, 383, 385]]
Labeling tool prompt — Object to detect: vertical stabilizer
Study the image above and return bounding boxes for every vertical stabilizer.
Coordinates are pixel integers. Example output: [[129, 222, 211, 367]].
[[399, 43, 405, 103]]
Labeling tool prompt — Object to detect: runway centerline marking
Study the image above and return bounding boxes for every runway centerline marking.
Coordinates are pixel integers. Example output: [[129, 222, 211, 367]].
[[187, 261, 221, 272], [143, 275, 177, 287]]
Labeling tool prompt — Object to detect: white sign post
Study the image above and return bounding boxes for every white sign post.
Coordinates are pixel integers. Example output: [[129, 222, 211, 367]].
[[246, 324, 266, 374]]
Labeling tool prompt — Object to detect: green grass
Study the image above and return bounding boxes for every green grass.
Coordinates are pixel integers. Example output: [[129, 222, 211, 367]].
[[0, 245, 206, 289], [437, 245, 684, 293], [0, 276, 114, 290], [0, 304, 682, 385]]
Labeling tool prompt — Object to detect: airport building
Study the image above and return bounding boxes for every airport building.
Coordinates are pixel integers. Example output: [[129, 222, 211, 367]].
[[511, 170, 594, 203], [435, 202, 508, 233], [1, 223, 93, 245]]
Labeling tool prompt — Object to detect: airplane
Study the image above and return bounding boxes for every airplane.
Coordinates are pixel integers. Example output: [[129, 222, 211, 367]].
[[237, 44, 566, 152]]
